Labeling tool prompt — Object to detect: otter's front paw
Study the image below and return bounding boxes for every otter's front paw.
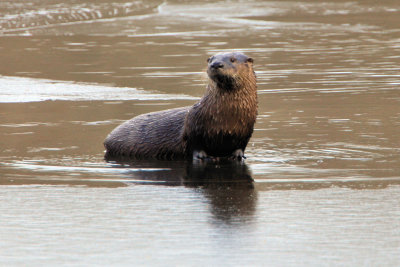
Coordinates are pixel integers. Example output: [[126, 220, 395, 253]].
[[230, 149, 246, 161], [193, 150, 208, 160]]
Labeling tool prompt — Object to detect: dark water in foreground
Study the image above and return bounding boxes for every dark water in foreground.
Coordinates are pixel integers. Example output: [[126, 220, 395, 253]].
[[1, 0, 400, 265]]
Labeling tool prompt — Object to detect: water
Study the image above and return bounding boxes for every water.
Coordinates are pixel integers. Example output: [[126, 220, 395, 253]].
[[1, 0, 400, 265]]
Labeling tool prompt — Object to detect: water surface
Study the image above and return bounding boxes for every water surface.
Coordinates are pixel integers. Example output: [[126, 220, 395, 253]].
[[1, 0, 400, 265]]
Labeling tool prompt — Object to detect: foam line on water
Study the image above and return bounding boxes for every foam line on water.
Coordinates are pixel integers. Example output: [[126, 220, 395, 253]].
[[0, 76, 197, 103]]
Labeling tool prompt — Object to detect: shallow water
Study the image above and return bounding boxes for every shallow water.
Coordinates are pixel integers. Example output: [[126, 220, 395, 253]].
[[1, 0, 400, 265]]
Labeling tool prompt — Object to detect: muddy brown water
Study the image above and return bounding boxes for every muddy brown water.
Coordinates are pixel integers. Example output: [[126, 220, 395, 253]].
[[1, 0, 400, 265]]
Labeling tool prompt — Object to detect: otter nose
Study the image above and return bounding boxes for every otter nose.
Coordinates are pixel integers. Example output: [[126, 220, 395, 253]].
[[210, 62, 224, 69]]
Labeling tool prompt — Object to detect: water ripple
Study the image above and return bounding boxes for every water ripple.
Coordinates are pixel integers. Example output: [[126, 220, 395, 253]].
[[0, 76, 197, 103]]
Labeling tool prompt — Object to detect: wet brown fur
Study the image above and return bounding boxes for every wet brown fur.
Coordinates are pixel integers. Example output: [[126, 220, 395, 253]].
[[104, 52, 257, 160]]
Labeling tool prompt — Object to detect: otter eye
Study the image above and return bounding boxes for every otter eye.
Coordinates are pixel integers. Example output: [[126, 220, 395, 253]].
[[246, 58, 254, 63], [230, 57, 236, 63]]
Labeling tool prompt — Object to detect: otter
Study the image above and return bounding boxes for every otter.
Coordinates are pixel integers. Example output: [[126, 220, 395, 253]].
[[104, 52, 257, 161]]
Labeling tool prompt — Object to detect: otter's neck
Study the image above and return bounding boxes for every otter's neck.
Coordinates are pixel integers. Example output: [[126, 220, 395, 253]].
[[198, 78, 258, 136]]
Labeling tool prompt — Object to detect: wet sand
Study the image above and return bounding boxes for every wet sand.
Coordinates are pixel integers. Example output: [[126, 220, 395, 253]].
[[1, 0, 400, 265]]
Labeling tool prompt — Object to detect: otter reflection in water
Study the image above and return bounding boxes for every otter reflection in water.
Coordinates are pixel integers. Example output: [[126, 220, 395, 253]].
[[186, 162, 257, 222], [106, 158, 257, 223], [104, 52, 257, 161]]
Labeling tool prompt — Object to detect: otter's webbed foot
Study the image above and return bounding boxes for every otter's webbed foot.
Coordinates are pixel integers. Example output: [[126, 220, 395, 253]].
[[193, 150, 218, 162], [230, 149, 246, 162], [193, 149, 246, 163], [193, 150, 208, 161]]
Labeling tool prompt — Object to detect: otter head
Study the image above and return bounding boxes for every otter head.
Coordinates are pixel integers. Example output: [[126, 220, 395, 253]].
[[207, 52, 254, 91]]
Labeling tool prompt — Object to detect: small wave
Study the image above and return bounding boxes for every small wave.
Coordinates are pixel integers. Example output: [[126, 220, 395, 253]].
[[0, 76, 197, 103], [158, 1, 399, 19], [1, 160, 170, 176], [12, 163, 168, 174], [1, 0, 389, 36], [157, 1, 384, 31], [0, 1, 160, 34]]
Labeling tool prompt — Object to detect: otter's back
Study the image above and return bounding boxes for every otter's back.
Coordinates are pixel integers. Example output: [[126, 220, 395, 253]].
[[104, 107, 189, 159]]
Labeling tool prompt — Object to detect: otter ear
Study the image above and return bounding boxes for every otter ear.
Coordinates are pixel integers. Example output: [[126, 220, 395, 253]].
[[207, 57, 211, 63], [246, 57, 254, 64]]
